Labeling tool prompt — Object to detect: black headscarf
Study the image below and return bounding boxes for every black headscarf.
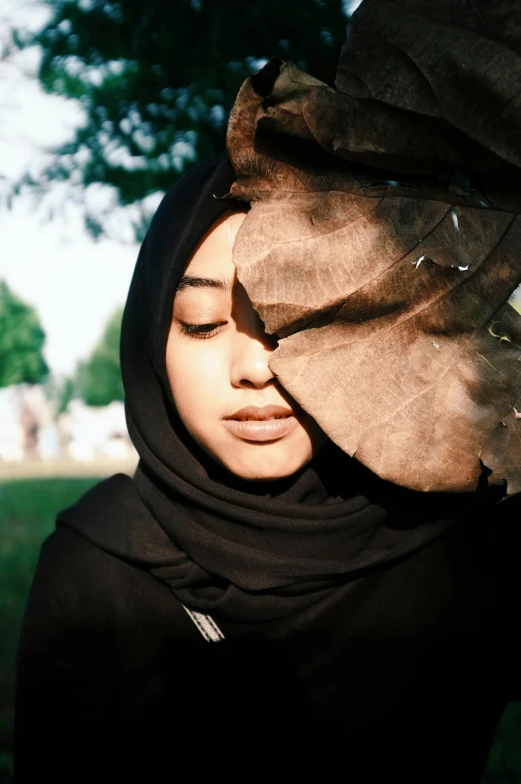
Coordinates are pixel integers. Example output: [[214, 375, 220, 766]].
[[60, 150, 500, 624]]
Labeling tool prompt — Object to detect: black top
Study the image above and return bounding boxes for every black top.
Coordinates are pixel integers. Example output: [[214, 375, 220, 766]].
[[14, 487, 521, 783]]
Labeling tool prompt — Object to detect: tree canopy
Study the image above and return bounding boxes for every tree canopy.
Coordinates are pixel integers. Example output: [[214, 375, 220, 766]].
[[75, 306, 124, 406], [15, 0, 349, 212], [0, 280, 49, 387]]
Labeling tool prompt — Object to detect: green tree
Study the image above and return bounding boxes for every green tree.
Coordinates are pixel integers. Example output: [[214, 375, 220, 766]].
[[57, 375, 75, 414], [75, 306, 124, 406], [14, 0, 349, 211], [0, 280, 49, 387]]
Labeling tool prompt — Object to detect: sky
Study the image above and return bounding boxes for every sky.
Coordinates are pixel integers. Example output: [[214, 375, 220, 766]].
[[0, 0, 143, 377]]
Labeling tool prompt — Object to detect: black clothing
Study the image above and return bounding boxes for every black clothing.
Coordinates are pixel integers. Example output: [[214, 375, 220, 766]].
[[14, 149, 521, 781], [14, 486, 521, 782]]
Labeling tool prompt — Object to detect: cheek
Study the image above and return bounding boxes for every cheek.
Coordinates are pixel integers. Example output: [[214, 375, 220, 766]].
[[166, 338, 226, 417]]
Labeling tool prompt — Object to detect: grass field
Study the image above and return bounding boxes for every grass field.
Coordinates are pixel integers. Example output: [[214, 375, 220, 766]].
[[0, 477, 103, 783], [0, 477, 520, 782]]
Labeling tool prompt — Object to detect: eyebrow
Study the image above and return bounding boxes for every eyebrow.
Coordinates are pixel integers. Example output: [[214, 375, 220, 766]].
[[176, 274, 234, 293]]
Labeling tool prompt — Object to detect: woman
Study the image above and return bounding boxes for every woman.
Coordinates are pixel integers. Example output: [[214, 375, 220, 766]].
[[14, 150, 520, 783]]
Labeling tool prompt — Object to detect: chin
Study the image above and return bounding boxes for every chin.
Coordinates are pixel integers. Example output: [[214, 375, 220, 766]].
[[196, 430, 316, 482], [226, 453, 310, 482]]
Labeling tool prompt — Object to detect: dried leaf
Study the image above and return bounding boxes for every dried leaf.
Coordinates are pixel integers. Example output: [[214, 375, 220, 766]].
[[226, 0, 521, 494]]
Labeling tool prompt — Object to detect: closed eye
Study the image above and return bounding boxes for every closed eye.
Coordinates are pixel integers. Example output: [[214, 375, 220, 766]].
[[179, 322, 225, 340]]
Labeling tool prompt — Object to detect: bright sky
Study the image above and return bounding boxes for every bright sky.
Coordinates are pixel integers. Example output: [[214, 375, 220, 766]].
[[0, 0, 143, 377]]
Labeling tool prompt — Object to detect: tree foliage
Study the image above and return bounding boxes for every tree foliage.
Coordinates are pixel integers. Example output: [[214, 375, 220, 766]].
[[75, 306, 124, 406], [16, 0, 348, 207], [0, 280, 49, 388]]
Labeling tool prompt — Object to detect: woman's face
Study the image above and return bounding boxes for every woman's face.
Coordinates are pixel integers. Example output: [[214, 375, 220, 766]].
[[166, 208, 329, 482]]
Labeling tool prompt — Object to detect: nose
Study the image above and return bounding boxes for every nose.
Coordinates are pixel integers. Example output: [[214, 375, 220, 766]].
[[230, 331, 279, 389], [229, 286, 279, 390]]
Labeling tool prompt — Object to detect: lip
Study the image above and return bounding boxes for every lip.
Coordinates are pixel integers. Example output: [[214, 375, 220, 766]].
[[225, 404, 295, 421], [223, 416, 299, 442]]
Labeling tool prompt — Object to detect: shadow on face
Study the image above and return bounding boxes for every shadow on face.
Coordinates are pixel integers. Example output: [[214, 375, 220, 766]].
[[165, 207, 329, 483]]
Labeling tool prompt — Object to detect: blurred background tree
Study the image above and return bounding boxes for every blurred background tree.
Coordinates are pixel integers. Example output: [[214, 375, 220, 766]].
[[13, 0, 350, 237], [74, 305, 124, 406], [0, 280, 49, 388]]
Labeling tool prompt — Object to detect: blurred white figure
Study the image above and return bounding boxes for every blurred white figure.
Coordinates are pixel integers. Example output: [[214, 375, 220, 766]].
[[20, 384, 60, 459], [0, 384, 59, 461], [59, 399, 136, 462], [0, 385, 24, 461], [0, 384, 137, 464]]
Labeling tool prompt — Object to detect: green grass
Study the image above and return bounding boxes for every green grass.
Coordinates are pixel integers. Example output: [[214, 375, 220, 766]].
[[0, 477, 103, 783], [0, 478, 520, 783]]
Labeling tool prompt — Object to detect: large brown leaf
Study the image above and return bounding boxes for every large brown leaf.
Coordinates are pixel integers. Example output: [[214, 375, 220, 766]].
[[225, 0, 521, 494]]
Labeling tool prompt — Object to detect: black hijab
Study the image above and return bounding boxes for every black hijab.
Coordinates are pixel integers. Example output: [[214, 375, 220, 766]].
[[60, 150, 500, 624]]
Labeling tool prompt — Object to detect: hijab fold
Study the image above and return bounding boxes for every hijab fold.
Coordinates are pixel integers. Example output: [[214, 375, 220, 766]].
[[60, 151, 501, 623]]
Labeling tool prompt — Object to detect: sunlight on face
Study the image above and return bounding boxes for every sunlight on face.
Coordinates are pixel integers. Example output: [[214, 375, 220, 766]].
[[165, 207, 329, 482]]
